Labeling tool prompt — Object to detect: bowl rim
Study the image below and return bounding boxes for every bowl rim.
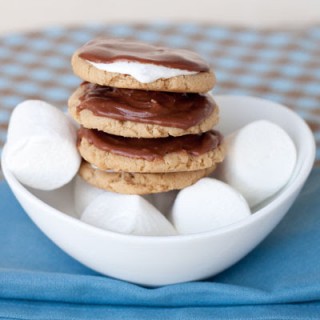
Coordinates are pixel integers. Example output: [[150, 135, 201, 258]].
[[2, 95, 316, 243]]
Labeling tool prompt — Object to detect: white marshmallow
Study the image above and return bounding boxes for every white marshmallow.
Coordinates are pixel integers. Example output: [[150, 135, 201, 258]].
[[217, 120, 297, 208], [87, 60, 197, 83], [74, 176, 105, 216], [81, 193, 177, 236], [5, 100, 81, 190], [170, 178, 250, 234]]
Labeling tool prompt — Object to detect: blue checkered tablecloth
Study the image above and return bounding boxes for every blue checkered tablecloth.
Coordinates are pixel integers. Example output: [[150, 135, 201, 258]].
[[0, 23, 319, 167]]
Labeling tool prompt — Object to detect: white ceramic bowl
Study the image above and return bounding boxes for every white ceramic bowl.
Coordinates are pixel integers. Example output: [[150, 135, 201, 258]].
[[2, 96, 315, 286]]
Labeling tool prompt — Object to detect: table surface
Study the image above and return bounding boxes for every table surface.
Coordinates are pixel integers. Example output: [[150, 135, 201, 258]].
[[0, 23, 319, 171]]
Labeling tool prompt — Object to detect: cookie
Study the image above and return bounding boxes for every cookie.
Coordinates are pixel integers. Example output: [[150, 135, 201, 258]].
[[77, 127, 225, 173], [68, 82, 219, 138], [71, 38, 215, 93], [70, 37, 225, 195], [79, 161, 217, 194]]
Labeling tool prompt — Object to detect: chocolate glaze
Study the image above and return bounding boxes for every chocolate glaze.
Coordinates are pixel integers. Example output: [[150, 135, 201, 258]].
[[78, 38, 210, 72], [78, 127, 222, 161], [77, 83, 215, 129]]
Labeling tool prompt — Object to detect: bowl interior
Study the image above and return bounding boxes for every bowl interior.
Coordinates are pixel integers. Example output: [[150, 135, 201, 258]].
[[1, 95, 316, 239]]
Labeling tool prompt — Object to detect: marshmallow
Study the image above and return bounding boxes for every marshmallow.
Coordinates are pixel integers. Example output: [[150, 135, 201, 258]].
[[81, 193, 177, 236], [6, 100, 81, 190], [217, 120, 297, 208], [74, 176, 105, 216], [169, 178, 251, 234], [87, 61, 197, 83]]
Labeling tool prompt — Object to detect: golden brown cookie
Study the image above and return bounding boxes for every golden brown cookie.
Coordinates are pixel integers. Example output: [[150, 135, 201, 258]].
[[77, 127, 225, 173], [71, 38, 215, 93], [68, 83, 219, 138], [79, 161, 217, 194]]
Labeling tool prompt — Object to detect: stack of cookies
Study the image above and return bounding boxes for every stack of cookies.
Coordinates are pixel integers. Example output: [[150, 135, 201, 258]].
[[68, 38, 225, 194]]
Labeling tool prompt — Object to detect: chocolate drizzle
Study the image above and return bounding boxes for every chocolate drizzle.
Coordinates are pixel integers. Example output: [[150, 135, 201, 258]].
[[78, 38, 210, 72], [77, 82, 215, 129], [78, 127, 222, 161]]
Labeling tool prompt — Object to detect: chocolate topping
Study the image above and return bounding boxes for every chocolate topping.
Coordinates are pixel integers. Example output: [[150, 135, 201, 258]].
[[78, 127, 222, 161], [78, 38, 210, 72], [77, 82, 215, 129]]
